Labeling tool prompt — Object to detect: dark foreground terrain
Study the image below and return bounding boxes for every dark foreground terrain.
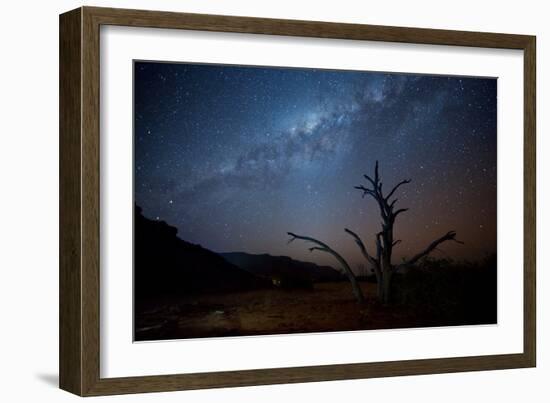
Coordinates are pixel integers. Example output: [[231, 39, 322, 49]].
[[135, 264, 496, 341], [134, 205, 496, 341]]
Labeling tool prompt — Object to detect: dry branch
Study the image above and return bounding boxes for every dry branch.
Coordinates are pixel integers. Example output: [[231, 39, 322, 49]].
[[344, 228, 377, 267], [399, 231, 464, 269], [287, 232, 365, 304], [385, 179, 411, 201]]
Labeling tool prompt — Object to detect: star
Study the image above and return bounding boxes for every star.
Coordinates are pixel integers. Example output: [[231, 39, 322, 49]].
[[134, 60, 497, 265]]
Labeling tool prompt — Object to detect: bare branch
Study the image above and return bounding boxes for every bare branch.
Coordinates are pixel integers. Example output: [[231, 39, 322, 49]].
[[393, 208, 409, 219], [287, 232, 365, 304], [287, 232, 332, 250], [392, 240, 402, 247], [376, 232, 383, 262], [385, 179, 411, 201], [378, 200, 389, 221], [399, 231, 463, 268], [345, 228, 378, 266], [363, 175, 377, 188], [361, 161, 381, 194], [354, 185, 375, 198]]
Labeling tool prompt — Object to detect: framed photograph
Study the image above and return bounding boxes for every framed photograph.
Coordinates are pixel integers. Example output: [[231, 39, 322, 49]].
[[59, 6, 536, 396]]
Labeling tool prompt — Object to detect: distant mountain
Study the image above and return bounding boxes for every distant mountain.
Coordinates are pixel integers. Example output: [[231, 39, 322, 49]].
[[134, 206, 270, 299], [220, 252, 344, 288]]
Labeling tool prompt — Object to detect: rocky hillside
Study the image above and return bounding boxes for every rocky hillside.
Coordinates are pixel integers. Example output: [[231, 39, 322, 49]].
[[134, 206, 270, 298]]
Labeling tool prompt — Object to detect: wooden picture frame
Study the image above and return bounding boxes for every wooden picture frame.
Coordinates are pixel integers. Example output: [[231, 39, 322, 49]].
[[59, 6, 536, 396]]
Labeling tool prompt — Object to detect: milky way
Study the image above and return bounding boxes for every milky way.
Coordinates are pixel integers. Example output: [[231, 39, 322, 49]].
[[134, 61, 497, 269]]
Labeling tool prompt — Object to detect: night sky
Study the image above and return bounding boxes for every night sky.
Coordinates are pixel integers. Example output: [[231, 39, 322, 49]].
[[134, 61, 497, 270]]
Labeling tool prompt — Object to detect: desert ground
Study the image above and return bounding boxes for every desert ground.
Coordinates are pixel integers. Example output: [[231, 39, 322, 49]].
[[135, 276, 494, 341]]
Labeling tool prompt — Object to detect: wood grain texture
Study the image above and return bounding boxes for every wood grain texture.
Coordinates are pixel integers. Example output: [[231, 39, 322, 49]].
[[80, 6, 102, 396], [86, 6, 532, 49], [85, 354, 531, 396], [59, 6, 537, 396], [59, 8, 82, 396], [523, 38, 536, 367]]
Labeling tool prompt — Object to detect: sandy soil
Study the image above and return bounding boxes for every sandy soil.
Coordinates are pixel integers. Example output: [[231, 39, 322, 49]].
[[135, 281, 433, 341]]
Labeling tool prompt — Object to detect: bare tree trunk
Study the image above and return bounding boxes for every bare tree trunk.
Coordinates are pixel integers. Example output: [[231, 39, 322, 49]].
[[287, 161, 463, 309], [377, 281, 384, 302], [380, 269, 392, 305], [352, 161, 462, 304]]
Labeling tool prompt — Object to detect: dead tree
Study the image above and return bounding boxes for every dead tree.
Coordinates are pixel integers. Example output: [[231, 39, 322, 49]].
[[288, 161, 462, 306], [287, 232, 365, 305], [350, 161, 463, 304]]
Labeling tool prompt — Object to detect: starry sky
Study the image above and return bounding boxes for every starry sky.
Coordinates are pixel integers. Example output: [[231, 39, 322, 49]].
[[134, 61, 497, 270]]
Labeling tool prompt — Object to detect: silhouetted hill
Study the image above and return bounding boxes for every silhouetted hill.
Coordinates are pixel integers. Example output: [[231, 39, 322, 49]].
[[135, 206, 270, 299], [220, 252, 344, 289]]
